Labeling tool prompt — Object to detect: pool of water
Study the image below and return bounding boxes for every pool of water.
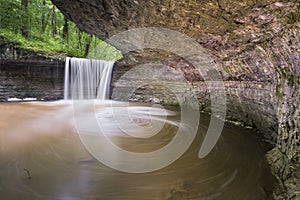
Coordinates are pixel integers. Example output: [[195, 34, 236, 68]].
[[0, 101, 275, 200]]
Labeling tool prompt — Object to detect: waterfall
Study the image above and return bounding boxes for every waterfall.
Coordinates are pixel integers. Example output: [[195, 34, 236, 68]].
[[64, 57, 114, 100]]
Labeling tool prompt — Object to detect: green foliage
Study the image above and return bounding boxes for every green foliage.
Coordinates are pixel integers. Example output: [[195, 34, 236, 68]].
[[275, 84, 283, 99], [1, 29, 66, 55], [0, 0, 21, 31], [285, 10, 300, 24], [88, 41, 123, 60], [0, 0, 122, 60]]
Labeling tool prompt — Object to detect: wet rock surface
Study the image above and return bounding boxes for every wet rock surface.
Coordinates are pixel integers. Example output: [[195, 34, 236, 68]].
[[1, 0, 298, 198], [0, 60, 64, 101], [0, 41, 65, 101]]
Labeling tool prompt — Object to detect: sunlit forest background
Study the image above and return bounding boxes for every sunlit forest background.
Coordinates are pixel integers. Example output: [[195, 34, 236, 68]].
[[0, 0, 122, 60]]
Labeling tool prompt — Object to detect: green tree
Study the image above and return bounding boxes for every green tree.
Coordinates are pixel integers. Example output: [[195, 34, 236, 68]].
[[41, 0, 46, 33], [20, 0, 29, 38], [0, 0, 122, 60], [62, 16, 69, 42]]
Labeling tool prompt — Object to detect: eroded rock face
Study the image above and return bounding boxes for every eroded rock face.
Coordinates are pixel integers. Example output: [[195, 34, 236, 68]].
[[51, 0, 299, 198], [0, 60, 64, 101], [0, 39, 65, 101]]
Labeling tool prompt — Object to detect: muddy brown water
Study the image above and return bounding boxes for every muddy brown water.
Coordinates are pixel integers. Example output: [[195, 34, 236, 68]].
[[0, 101, 275, 200]]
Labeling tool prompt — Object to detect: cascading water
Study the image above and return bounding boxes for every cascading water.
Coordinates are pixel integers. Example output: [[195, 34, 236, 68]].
[[64, 57, 114, 100]]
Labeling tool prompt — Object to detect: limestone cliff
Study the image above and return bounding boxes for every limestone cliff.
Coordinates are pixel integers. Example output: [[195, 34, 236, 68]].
[[51, 0, 300, 198]]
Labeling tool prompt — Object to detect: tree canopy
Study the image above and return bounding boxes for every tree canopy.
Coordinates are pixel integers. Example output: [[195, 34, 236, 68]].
[[0, 0, 122, 60]]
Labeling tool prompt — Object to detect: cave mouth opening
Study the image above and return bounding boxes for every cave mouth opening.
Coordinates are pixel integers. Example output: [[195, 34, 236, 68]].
[[0, 21, 279, 200]]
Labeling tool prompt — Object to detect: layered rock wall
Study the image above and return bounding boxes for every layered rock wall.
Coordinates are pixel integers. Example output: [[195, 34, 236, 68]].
[[6, 0, 300, 198], [0, 42, 64, 101]]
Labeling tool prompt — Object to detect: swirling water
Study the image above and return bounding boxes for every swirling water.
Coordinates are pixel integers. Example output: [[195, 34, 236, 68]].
[[0, 101, 276, 200]]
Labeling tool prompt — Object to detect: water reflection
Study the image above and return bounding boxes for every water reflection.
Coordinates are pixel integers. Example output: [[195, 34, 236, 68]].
[[0, 101, 275, 199]]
